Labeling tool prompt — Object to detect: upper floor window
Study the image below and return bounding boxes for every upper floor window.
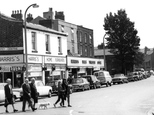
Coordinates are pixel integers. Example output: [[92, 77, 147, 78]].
[[31, 32, 37, 51], [71, 28, 74, 40], [72, 43, 75, 53], [80, 45, 82, 55], [61, 25, 64, 32], [79, 32, 82, 42], [85, 48, 87, 56], [45, 34, 50, 52], [58, 37, 62, 53], [85, 33, 87, 43], [89, 35, 92, 44]]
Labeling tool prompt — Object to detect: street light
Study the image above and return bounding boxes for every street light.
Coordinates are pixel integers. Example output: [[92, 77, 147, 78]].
[[24, 3, 39, 80], [103, 33, 107, 71]]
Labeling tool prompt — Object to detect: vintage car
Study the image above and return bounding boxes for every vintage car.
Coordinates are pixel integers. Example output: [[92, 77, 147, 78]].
[[13, 80, 52, 101], [71, 78, 90, 92], [82, 75, 101, 89], [112, 74, 128, 85]]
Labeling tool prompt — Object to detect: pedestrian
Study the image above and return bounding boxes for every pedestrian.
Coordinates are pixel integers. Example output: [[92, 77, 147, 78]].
[[4, 78, 18, 113], [22, 78, 36, 112], [29, 78, 38, 109], [53, 81, 65, 107], [61, 79, 72, 107]]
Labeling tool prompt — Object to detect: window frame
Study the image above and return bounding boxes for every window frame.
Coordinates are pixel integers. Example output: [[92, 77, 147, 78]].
[[45, 34, 50, 52], [58, 37, 62, 53], [31, 32, 37, 51]]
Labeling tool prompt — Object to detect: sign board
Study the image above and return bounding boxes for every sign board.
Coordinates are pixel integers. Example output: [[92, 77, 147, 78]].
[[0, 55, 23, 63], [45, 56, 66, 64], [0, 47, 23, 51], [67, 57, 104, 68], [27, 55, 42, 63]]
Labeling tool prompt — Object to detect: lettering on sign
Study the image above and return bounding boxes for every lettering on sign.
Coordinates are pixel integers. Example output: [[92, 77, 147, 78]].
[[28, 57, 39, 62], [0, 56, 20, 62], [47, 58, 52, 62], [89, 61, 95, 64], [0, 66, 10, 72], [55, 58, 65, 62], [10, 66, 22, 71], [97, 61, 102, 64], [71, 60, 79, 64], [82, 60, 87, 64]]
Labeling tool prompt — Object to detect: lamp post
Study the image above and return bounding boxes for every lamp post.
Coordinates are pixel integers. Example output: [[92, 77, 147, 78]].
[[103, 33, 107, 71], [24, 3, 39, 80]]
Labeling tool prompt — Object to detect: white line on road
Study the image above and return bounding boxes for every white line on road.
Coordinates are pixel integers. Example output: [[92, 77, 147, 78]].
[[69, 110, 74, 115]]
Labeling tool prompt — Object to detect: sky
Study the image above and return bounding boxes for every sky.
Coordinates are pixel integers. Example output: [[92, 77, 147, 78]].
[[0, 0, 154, 49]]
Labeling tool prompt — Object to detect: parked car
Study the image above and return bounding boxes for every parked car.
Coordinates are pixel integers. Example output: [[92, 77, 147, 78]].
[[13, 80, 52, 101], [82, 75, 101, 89], [93, 70, 112, 87], [112, 74, 128, 85], [71, 78, 90, 92], [126, 73, 135, 82], [0, 83, 19, 103]]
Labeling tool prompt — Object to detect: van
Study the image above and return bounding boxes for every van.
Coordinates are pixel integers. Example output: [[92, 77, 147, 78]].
[[93, 70, 112, 87]]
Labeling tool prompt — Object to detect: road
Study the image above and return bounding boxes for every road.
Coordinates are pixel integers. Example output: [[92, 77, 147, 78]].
[[1, 76, 154, 115]]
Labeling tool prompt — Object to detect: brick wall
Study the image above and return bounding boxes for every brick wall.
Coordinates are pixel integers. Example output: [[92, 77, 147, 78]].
[[0, 14, 23, 47]]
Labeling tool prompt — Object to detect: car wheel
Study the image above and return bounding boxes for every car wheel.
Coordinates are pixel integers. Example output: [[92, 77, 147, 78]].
[[48, 91, 52, 98], [82, 86, 84, 91], [106, 82, 108, 87]]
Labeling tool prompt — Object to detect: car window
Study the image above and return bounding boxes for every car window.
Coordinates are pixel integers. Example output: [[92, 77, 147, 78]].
[[94, 72, 98, 77], [72, 78, 83, 83], [36, 81, 44, 87]]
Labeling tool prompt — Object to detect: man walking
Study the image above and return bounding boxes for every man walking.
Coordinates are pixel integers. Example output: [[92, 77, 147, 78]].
[[4, 78, 18, 113], [22, 78, 36, 112], [61, 79, 72, 107], [29, 78, 38, 109]]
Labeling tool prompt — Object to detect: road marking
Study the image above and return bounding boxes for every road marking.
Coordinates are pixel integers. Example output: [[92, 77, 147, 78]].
[[69, 110, 73, 115]]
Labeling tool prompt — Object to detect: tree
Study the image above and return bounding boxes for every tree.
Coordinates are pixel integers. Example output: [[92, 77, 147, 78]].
[[103, 9, 141, 74], [97, 43, 104, 49]]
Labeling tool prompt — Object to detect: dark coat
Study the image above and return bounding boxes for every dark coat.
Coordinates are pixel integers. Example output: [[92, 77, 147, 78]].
[[4, 84, 13, 99], [29, 83, 38, 103], [4, 84, 14, 106], [22, 83, 31, 100]]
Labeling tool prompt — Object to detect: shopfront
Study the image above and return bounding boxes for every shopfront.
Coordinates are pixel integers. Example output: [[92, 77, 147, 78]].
[[44, 56, 66, 85], [0, 54, 24, 88], [67, 56, 104, 78]]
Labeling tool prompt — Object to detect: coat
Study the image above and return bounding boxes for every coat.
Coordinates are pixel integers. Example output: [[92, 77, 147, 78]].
[[29, 83, 38, 103], [22, 83, 31, 100], [4, 84, 13, 99]]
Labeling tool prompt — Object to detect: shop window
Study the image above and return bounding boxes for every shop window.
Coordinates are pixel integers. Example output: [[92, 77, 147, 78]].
[[61, 25, 64, 32]]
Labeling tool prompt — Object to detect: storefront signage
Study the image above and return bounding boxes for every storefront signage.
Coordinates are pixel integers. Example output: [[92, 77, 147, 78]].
[[0, 66, 11, 72], [28, 64, 42, 72], [82, 60, 87, 64], [71, 60, 79, 64], [67, 57, 104, 68], [89, 61, 95, 64], [27, 55, 42, 63], [0, 55, 23, 63], [45, 56, 66, 64], [10, 66, 22, 72]]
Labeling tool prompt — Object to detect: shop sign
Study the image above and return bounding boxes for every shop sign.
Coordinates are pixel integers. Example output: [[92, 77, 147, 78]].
[[45, 56, 66, 64], [28, 65, 42, 72], [10, 66, 22, 72], [30, 72, 42, 77], [27, 55, 42, 63], [0, 66, 11, 72], [0, 55, 23, 63], [67, 56, 104, 68]]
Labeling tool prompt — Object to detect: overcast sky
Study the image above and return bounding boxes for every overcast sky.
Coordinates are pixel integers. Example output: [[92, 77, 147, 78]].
[[0, 0, 153, 49]]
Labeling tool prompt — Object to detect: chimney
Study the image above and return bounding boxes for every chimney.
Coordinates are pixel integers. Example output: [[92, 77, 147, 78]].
[[11, 10, 23, 20], [26, 13, 33, 22], [55, 11, 65, 20]]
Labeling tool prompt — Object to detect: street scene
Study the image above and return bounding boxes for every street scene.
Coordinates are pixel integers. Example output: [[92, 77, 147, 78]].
[[0, 75, 154, 115], [0, 0, 154, 115]]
